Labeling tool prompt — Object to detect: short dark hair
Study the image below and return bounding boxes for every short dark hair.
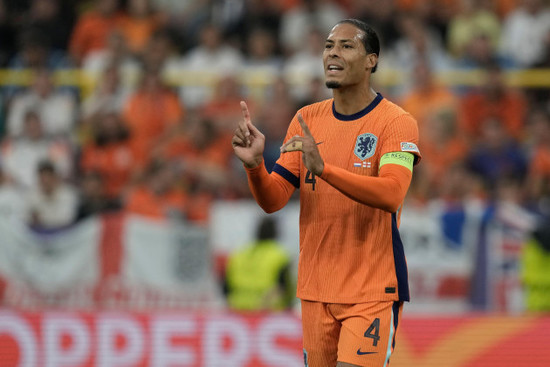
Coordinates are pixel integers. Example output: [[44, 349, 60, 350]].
[[336, 19, 380, 73], [257, 217, 277, 241], [37, 160, 56, 175]]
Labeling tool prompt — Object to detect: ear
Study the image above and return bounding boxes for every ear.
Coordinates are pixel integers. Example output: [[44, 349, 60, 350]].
[[365, 54, 378, 71]]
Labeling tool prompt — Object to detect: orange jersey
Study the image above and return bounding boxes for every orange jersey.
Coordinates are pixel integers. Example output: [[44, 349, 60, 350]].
[[274, 94, 420, 303]]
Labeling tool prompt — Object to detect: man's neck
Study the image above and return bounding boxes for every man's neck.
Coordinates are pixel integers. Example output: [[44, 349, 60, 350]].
[[332, 85, 378, 116]]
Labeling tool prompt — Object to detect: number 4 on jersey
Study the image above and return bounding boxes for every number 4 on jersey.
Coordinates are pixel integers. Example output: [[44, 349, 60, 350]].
[[305, 170, 316, 190], [364, 318, 381, 346]]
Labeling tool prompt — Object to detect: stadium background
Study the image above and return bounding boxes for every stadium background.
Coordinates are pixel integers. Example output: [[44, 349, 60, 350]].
[[1, 0, 550, 365]]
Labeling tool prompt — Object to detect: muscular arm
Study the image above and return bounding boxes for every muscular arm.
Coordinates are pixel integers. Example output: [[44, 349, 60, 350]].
[[245, 161, 296, 213], [320, 162, 413, 213]]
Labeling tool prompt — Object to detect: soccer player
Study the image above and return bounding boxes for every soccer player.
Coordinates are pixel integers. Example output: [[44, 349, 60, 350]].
[[232, 19, 421, 367]]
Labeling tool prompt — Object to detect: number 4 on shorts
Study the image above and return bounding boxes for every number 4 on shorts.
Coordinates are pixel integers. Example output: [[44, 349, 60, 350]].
[[364, 318, 380, 347]]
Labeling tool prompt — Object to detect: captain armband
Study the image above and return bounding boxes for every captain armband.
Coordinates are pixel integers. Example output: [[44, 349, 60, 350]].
[[379, 152, 415, 172]]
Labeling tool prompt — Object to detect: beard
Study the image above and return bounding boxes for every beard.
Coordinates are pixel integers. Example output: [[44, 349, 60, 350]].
[[325, 80, 341, 89]]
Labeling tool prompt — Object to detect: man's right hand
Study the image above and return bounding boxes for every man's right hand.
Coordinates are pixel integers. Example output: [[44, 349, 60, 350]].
[[232, 101, 265, 168]]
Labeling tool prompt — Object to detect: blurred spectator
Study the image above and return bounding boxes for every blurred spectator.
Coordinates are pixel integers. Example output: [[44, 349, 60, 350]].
[[82, 30, 141, 79], [22, 0, 75, 52], [81, 63, 132, 122], [528, 29, 550, 110], [152, 114, 235, 222], [257, 77, 296, 171], [80, 112, 142, 200], [416, 110, 469, 199], [446, 0, 501, 59], [0, 165, 27, 221], [69, 0, 123, 65], [389, 13, 452, 94], [122, 67, 184, 161], [231, 0, 283, 48], [282, 27, 325, 102], [140, 28, 180, 76], [500, 0, 550, 68], [26, 160, 78, 230], [347, 0, 401, 50], [7, 28, 71, 72], [1, 110, 73, 189], [279, 0, 345, 55], [466, 117, 528, 193], [149, 0, 209, 52], [75, 170, 121, 221], [459, 64, 527, 141], [201, 75, 247, 133], [124, 160, 188, 220], [525, 109, 550, 202], [210, 0, 247, 41], [0, 0, 17, 67], [160, 115, 233, 188], [117, 0, 164, 56], [243, 27, 282, 80], [224, 216, 293, 311], [179, 22, 243, 108], [400, 59, 459, 141], [6, 68, 77, 138], [455, 32, 516, 71]]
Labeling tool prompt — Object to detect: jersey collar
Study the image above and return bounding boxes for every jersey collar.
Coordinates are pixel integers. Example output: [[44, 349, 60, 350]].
[[332, 93, 383, 121]]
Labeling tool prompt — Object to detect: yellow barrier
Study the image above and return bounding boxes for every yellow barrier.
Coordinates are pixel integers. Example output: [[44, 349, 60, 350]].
[[1, 68, 549, 99]]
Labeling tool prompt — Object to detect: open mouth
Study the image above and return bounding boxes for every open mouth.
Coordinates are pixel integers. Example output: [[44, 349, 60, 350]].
[[327, 64, 344, 74]]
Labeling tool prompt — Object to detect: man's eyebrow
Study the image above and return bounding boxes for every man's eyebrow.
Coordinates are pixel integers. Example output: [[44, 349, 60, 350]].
[[325, 38, 354, 43]]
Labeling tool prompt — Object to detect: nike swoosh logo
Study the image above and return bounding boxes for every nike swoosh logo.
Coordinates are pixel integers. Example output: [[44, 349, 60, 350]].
[[357, 349, 377, 355]]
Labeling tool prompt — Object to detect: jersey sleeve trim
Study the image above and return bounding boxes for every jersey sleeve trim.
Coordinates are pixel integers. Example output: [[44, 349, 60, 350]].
[[273, 163, 300, 188]]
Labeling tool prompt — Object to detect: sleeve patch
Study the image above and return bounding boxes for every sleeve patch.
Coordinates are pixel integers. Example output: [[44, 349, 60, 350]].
[[400, 142, 419, 153], [380, 152, 414, 172]]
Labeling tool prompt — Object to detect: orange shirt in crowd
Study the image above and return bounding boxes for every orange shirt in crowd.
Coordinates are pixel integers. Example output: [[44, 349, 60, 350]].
[[401, 85, 458, 141], [420, 137, 468, 185], [459, 91, 526, 140], [531, 147, 550, 176], [160, 132, 233, 168], [80, 141, 144, 199], [69, 11, 123, 63], [124, 186, 188, 220], [123, 89, 184, 158], [528, 145, 550, 197], [116, 14, 163, 54]]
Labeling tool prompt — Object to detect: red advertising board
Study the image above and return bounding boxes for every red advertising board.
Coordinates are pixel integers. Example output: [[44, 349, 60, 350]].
[[2, 311, 550, 366]]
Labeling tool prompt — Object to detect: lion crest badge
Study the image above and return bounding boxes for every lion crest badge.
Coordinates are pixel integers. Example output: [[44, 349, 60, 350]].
[[354, 133, 378, 160]]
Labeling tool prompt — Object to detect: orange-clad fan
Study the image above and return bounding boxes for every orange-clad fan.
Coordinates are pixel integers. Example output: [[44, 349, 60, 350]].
[[116, 0, 164, 55], [122, 67, 184, 163], [80, 113, 143, 199], [459, 64, 527, 142], [69, 0, 124, 64], [124, 160, 188, 220]]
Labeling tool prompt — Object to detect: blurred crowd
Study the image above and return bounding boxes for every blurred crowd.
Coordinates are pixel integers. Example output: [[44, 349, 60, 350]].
[[0, 0, 549, 231]]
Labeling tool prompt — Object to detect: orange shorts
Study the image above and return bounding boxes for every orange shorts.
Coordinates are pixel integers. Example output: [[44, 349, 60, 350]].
[[301, 300, 403, 367]]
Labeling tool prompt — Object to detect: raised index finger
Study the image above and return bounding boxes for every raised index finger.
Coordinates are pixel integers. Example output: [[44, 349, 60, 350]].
[[297, 113, 313, 138], [240, 101, 251, 126]]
